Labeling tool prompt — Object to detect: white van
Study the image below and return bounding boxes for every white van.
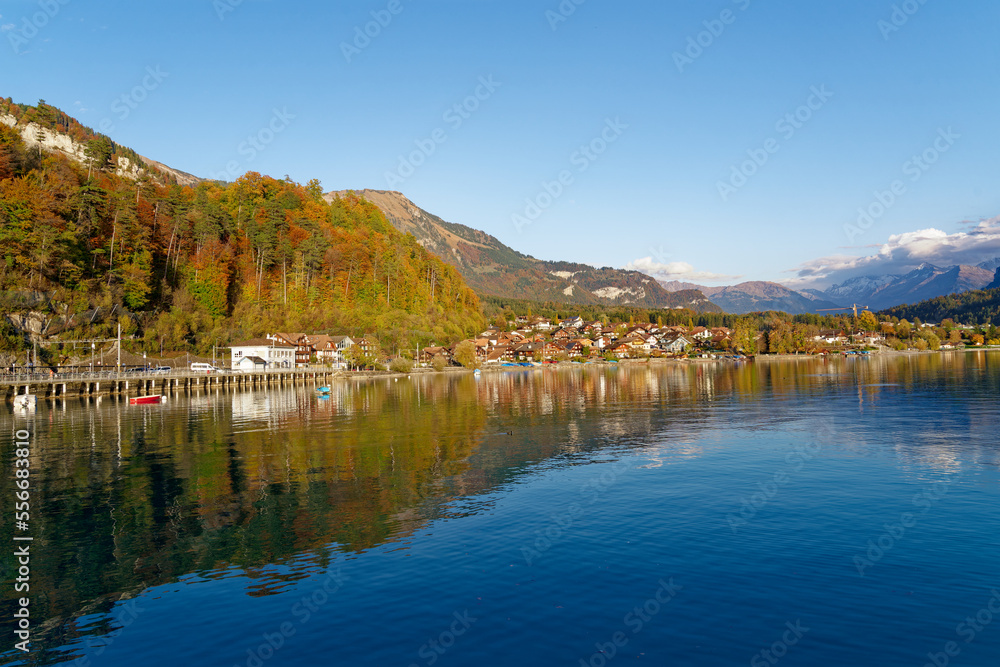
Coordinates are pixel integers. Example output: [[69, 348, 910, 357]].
[[190, 363, 218, 373]]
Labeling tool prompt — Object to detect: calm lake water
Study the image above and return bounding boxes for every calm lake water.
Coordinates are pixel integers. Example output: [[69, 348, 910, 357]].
[[3, 352, 1000, 666]]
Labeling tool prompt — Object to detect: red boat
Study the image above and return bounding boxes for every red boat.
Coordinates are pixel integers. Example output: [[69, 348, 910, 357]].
[[129, 395, 163, 405]]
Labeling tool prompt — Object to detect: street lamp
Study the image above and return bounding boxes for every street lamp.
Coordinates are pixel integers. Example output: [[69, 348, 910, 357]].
[[91, 342, 95, 372]]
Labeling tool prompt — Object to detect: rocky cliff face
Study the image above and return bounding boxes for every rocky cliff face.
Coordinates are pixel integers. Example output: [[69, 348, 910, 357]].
[[0, 112, 200, 185]]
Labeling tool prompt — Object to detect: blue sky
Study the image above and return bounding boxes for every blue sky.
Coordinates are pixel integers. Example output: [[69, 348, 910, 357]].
[[3, 0, 1000, 289]]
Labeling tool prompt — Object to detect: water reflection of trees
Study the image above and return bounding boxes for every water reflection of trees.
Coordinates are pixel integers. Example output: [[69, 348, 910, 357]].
[[3, 354, 999, 662]]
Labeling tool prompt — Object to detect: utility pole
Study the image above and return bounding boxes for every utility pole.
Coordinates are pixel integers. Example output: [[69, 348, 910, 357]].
[[117, 321, 121, 373]]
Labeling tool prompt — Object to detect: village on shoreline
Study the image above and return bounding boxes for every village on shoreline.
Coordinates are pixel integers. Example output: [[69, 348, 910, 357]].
[[7, 309, 996, 380], [218, 312, 992, 375]]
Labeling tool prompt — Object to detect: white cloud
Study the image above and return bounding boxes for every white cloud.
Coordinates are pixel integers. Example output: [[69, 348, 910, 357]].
[[625, 257, 741, 284], [784, 217, 1000, 289], [1, 23, 15, 32]]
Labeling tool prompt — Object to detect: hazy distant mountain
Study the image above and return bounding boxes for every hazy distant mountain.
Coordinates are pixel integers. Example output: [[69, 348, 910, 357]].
[[660, 279, 840, 314], [659, 280, 725, 297], [820, 262, 997, 310], [326, 189, 721, 312], [664, 259, 1000, 313]]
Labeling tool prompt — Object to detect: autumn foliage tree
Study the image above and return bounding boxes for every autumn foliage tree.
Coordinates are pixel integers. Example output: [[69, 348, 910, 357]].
[[0, 100, 486, 354]]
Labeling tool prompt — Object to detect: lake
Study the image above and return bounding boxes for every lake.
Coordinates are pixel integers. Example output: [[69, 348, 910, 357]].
[[3, 352, 1000, 666]]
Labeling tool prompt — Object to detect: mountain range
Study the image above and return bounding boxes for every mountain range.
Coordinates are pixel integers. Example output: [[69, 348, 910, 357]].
[[9, 95, 995, 318], [815, 262, 998, 311], [661, 263, 1000, 314], [323, 189, 721, 312], [332, 189, 1000, 316], [659, 280, 841, 314]]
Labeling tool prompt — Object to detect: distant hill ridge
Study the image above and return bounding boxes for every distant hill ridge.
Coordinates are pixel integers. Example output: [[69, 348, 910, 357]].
[[325, 189, 722, 312], [660, 279, 840, 314], [662, 260, 1000, 313]]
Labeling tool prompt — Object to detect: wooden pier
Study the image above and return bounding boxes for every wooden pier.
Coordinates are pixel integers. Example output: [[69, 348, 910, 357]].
[[1, 368, 343, 403]]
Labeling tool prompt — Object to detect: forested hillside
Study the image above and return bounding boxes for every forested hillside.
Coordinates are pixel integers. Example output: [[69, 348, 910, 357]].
[[0, 101, 484, 358], [880, 286, 1000, 325]]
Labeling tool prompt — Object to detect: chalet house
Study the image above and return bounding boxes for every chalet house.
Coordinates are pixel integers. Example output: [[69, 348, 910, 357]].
[[606, 340, 634, 358], [553, 327, 578, 340], [274, 332, 313, 367], [660, 334, 692, 354], [813, 330, 849, 345], [689, 327, 711, 340], [543, 340, 566, 358], [560, 316, 584, 329], [499, 331, 524, 345], [486, 345, 515, 364], [851, 332, 883, 345], [357, 335, 382, 359], [421, 346, 451, 364], [514, 341, 544, 361], [475, 337, 496, 351], [595, 335, 614, 349], [532, 317, 553, 331], [618, 335, 650, 351], [710, 332, 732, 348], [315, 335, 355, 366], [231, 337, 296, 369]]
